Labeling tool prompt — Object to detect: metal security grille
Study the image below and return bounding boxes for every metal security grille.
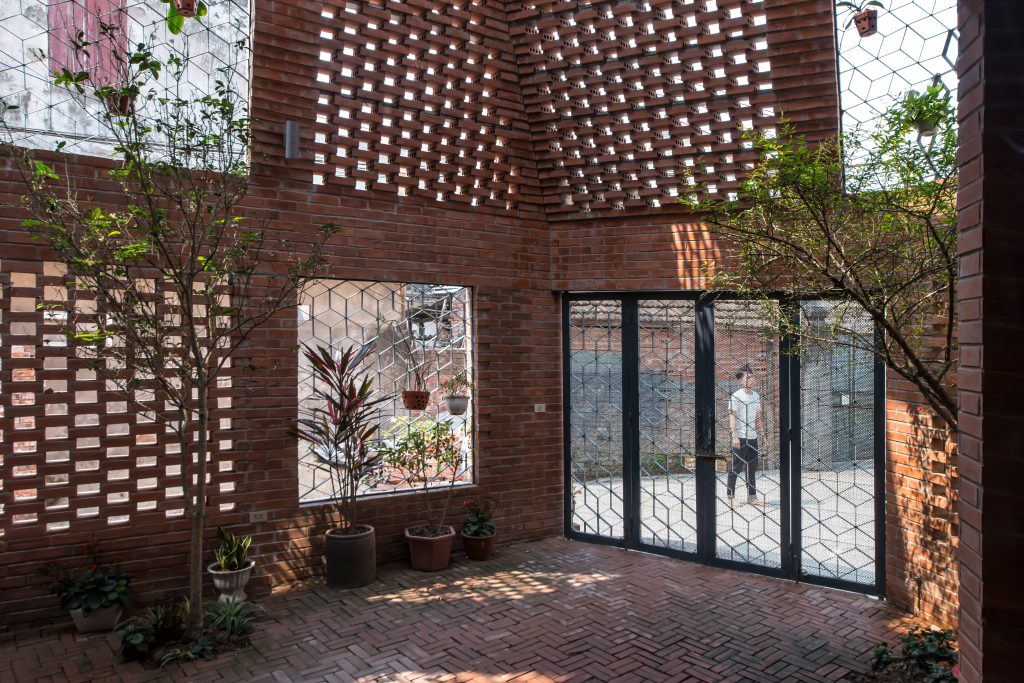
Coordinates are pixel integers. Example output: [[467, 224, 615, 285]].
[[297, 280, 473, 503], [799, 301, 879, 586], [563, 293, 883, 594], [712, 300, 783, 569], [637, 300, 698, 554], [567, 300, 624, 539]]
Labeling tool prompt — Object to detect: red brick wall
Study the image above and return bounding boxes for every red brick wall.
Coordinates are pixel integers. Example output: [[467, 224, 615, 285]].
[[884, 374, 959, 628], [956, 1, 1024, 680]]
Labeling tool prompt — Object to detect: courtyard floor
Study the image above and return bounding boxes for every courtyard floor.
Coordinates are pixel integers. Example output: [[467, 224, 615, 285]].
[[0, 537, 917, 683]]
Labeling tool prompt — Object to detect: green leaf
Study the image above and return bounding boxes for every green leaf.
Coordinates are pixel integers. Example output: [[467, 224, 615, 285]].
[[197, 1, 208, 17], [166, 5, 185, 35], [33, 161, 59, 180]]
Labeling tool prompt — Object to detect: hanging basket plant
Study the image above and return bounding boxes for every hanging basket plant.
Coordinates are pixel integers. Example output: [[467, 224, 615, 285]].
[[104, 90, 136, 117], [402, 390, 431, 411], [898, 84, 952, 137], [161, 0, 208, 34], [837, 1, 883, 38]]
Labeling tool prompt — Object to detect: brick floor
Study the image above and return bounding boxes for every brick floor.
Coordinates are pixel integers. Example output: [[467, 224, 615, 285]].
[[0, 538, 918, 682]]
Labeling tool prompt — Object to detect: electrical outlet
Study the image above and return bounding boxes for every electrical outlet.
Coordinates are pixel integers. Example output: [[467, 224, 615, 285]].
[[534, 403, 546, 413], [249, 510, 269, 523]]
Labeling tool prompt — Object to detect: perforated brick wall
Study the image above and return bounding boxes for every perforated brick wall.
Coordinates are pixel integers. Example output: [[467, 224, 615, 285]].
[[512, 0, 779, 215], [0, 262, 239, 537], [307, 0, 541, 211]]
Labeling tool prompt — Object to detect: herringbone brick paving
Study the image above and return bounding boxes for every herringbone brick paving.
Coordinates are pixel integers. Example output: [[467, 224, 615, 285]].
[[0, 538, 918, 682]]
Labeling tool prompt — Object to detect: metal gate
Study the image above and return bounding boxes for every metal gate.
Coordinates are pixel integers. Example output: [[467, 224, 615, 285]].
[[563, 293, 885, 594]]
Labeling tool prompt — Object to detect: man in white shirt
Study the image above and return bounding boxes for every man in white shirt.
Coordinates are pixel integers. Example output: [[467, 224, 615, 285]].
[[728, 365, 765, 507]]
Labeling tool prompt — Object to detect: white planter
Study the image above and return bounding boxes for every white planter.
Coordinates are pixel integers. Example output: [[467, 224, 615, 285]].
[[70, 605, 122, 633], [444, 395, 470, 415], [207, 559, 255, 603]]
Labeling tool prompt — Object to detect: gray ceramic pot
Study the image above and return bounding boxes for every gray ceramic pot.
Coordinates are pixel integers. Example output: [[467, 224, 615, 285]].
[[70, 605, 122, 633], [444, 395, 470, 415], [207, 559, 255, 603], [325, 525, 376, 588]]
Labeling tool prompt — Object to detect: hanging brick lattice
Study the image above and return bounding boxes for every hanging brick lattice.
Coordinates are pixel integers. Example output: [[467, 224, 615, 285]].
[[0, 263, 239, 542], [510, 0, 778, 215], [310, 0, 538, 211]]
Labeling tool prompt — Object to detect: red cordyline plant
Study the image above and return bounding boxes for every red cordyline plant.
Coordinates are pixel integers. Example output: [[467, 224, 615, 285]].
[[296, 343, 389, 534]]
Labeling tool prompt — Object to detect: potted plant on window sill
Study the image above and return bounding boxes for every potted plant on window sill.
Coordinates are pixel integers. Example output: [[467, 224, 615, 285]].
[[296, 342, 390, 588], [440, 370, 473, 416], [48, 561, 132, 633], [207, 526, 255, 603], [461, 496, 497, 561], [837, 1, 883, 38], [379, 418, 466, 571]]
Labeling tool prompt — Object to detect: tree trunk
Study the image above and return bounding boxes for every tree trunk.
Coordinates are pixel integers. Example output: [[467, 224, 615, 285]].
[[188, 382, 210, 637]]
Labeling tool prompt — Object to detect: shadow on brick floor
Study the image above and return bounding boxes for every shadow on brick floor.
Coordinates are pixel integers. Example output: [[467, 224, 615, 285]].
[[0, 537, 919, 682]]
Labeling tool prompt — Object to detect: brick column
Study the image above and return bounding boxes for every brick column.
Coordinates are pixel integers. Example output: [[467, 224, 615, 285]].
[[956, 1, 1024, 680]]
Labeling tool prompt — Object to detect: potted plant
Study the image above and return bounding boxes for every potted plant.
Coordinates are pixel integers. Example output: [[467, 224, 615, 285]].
[[899, 84, 952, 136], [207, 526, 255, 603], [837, 1, 883, 38], [461, 496, 497, 561], [296, 342, 389, 588], [379, 418, 466, 571], [49, 562, 132, 633], [440, 370, 473, 416]]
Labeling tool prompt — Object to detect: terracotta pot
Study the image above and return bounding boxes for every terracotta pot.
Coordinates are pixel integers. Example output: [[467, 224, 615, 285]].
[[104, 92, 135, 117], [70, 605, 122, 633], [405, 526, 455, 571], [324, 525, 376, 588], [174, 0, 197, 17], [207, 559, 255, 603], [444, 395, 469, 415], [402, 390, 431, 411], [462, 533, 495, 561], [854, 9, 877, 38]]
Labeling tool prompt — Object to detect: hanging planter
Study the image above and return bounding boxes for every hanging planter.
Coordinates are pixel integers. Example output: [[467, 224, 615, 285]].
[[174, 0, 198, 17], [104, 91, 136, 117], [439, 370, 473, 416], [444, 395, 469, 415], [837, 2, 883, 39], [402, 390, 431, 411]]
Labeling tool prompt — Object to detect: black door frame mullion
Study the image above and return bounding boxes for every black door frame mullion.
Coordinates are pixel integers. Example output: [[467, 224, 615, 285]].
[[622, 299, 640, 546], [694, 296, 716, 563], [781, 301, 800, 581]]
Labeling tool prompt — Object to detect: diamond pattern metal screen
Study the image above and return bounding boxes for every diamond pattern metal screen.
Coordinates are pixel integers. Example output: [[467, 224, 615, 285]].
[[297, 280, 473, 503], [568, 300, 623, 539], [0, 0, 250, 156], [637, 299, 697, 553], [712, 300, 781, 569], [836, 0, 957, 133], [799, 301, 876, 585]]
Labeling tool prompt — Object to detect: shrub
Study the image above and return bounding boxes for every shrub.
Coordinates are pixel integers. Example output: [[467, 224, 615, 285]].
[[462, 496, 497, 538], [49, 563, 131, 615], [871, 627, 958, 682], [206, 599, 262, 639]]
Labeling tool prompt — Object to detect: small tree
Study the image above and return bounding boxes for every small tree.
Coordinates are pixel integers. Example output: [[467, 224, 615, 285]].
[[685, 88, 958, 430], [1, 23, 336, 634]]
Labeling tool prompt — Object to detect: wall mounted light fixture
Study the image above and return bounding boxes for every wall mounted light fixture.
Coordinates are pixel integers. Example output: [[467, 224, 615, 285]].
[[284, 120, 300, 159]]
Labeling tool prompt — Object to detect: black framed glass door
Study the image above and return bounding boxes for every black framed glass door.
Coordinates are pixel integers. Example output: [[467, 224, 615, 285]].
[[563, 293, 884, 594]]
